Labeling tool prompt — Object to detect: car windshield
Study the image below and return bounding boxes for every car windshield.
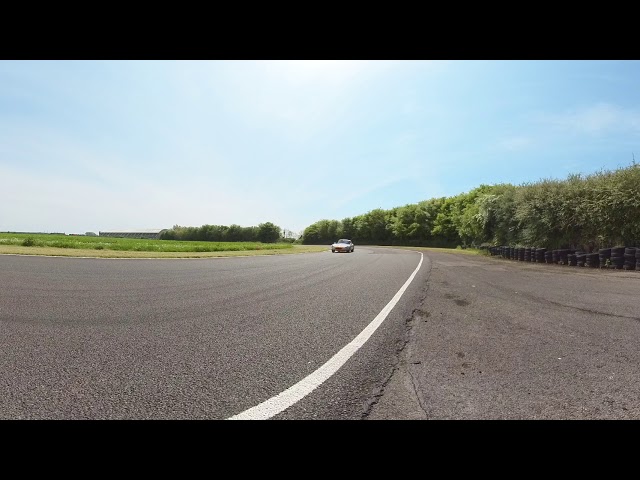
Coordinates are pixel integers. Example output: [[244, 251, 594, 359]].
[[337, 239, 350, 243]]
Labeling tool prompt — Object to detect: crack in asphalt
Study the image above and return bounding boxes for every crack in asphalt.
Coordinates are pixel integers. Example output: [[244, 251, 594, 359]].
[[533, 295, 640, 322], [478, 276, 640, 322], [361, 255, 433, 419], [360, 304, 425, 419], [405, 304, 432, 419]]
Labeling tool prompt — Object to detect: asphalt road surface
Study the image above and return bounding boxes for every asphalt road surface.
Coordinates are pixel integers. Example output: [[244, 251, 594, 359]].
[[369, 249, 640, 420], [1, 247, 639, 419], [0, 247, 426, 419]]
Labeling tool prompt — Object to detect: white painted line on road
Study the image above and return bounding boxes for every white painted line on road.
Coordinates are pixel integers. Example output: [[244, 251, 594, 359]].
[[228, 251, 424, 420]]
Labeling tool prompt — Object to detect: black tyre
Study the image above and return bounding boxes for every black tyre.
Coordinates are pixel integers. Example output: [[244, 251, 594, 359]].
[[585, 253, 599, 268], [611, 246, 626, 256], [557, 249, 569, 265]]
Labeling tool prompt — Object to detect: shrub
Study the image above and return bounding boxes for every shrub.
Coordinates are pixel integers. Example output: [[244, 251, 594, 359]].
[[22, 237, 36, 247]]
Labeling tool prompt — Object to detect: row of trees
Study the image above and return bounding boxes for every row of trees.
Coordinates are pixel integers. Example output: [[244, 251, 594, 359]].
[[160, 222, 283, 243], [301, 163, 640, 251]]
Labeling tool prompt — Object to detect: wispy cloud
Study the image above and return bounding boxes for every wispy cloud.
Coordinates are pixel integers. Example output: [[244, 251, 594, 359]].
[[0, 162, 296, 233], [211, 61, 449, 144], [261, 60, 384, 88], [326, 174, 412, 210], [0, 121, 294, 232], [3, 61, 640, 235], [538, 102, 640, 135], [496, 135, 533, 151]]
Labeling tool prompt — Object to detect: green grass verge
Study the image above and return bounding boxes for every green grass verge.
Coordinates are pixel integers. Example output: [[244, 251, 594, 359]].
[[0, 234, 331, 258], [0, 233, 295, 253], [0, 243, 328, 258]]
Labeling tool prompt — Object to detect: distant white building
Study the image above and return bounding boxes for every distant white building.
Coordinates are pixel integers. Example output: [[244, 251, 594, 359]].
[[99, 229, 168, 240]]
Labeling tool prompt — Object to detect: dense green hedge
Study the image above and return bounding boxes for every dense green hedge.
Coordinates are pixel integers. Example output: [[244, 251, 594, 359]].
[[161, 222, 282, 243], [301, 163, 640, 251]]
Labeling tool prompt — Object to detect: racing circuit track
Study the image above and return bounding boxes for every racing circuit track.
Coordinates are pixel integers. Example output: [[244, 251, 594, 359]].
[[1, 247, 639, 419]]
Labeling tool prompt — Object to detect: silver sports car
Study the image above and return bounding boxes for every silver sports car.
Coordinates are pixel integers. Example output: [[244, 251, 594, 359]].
[[331, 239, 354, 253]]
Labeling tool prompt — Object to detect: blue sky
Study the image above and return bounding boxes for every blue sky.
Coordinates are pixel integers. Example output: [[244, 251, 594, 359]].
[[2, 60, 640, 236]]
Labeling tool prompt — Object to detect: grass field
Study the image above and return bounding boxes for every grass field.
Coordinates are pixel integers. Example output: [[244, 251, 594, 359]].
[[0, 234, 487, 258], [0, 244, 329, 258], [0, 233, 328, 258]]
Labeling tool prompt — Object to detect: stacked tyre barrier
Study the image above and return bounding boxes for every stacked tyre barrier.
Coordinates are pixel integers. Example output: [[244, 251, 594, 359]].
[[557, 249, 570, 265], [585, 253, 599, 268], [624, 247, 637, 270], [610, 246, 625, 269], [491, 244, 638, 273]]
